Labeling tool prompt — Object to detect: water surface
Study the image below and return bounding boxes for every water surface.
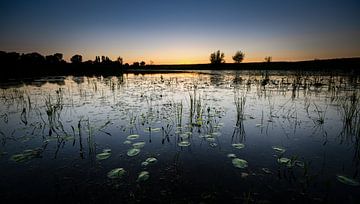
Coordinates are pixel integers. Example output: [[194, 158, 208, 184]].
[[0, 70, 359, 203]]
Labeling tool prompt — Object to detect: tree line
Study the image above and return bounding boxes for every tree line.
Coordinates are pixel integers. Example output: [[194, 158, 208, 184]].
[[210, 50, 272, 64]]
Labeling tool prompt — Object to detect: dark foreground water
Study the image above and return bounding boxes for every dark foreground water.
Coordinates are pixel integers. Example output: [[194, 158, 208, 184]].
[[0, 70, 359, 203]]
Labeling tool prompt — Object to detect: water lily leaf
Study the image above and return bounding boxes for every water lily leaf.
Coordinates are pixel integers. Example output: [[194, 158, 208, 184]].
[[232, 158, 248, 169], [272, 146, 286, 154], [96, 152, 111, 160], [336, 175, 360, 186], [180, 133, 190, 139], [227, 153, 236, 158], [107, 168, 126, 179], [127, 148, 140, 157], [10, 154, 28, 162], [103, 149, 111, 153], [123, 140, 132, 144], [127, 134, 139, 140], [277, 157, 291, 165], [145, 157, 157, 163], [206, 137, 216, 142], [178, 141, 191, 147], [262, 168, 272, 174], [141, 161, 149, 166], [232, 143, 245, 149], [209, 143, 217, 147], [137, 171, 150, 182], [133, 142, 145, 149]]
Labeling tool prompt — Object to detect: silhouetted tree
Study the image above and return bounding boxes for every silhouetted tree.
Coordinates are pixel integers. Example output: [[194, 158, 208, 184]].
[[95, 56, 101, 64], [117, 57, 123, 65], [132, 62, 140, 67], [140, 61, 146, 66], [210, 50, 225, 64], [232, 51, 245, 63], [70, 54, 82, 64], [21, 52, 45, 64], [265, 56, 272, 63], [101, 56, 112, 64]]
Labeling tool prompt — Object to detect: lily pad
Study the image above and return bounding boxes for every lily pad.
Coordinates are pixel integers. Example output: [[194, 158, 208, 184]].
[[107, 168, 126, 179], [127, 134, 140, 140], [277, 157, 291, 165], [232, 143, 245, 149], [127, 148, 140, 157], [336, 175, 360, 186], [141, 161, 149, 166], [227, 153, 236, 158], [206, 137, 216, 142], [123, 140, 132, 144], [178, 141, 191, 147], [272, 146, 286, 154], [137, 171, 150, 182], [10, 154, 28, 162], [145, 157, 157, 163], [232, 158, 248, 169], [133, 142, 146, 149], [96, 152, 111, 160], [262, 168, 272, 174]]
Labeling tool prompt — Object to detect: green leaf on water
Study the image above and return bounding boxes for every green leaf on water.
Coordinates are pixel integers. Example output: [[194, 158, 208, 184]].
[[132, 142, 145, 149], [277, 157, 291, 165], [232, 158, 248, 169], [10, 154, 28, 162], [137, 171, 150, 182], [127, 148, 140, 157], [178, 141, 191, 147], [232, 143, 245, 149], [227, 153, 236, 158], [127, 134, 139, 140], [336, 175, 360, 186], [141, 161, 149, 166], [107, 168, 126, 179], [96, 152, 111, 160], [145, 157, 157, 164], [272, 146, 286, 154], [103, 149, 111, 153], [123, 140, 132, 144]]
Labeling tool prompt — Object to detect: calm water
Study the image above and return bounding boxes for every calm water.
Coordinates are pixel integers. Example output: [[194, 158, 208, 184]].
[[0, 70, 359, 203]]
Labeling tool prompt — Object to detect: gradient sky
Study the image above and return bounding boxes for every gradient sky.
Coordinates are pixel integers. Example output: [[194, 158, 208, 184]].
[[1, 0, 360, 64]]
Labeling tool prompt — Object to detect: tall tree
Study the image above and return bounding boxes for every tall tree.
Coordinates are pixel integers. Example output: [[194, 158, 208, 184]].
[[232, 51, 245, 63], [210, 50, 225, 64]]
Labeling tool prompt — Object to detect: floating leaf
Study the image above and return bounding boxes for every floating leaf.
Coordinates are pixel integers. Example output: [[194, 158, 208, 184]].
[[272, 146, 286, 154], [209, 143, 218, 147], [96, 152, 111, 160], [180, 133, 190, 139], [206, 137, 216, 142], [232, 143, 245, 149], [178, 141, 191, 147], [10, 154, 28, 162], [227, 153, 236, 158], [336, 175, 360, 186], [127, 134, 139, 140], [107, 168, 126, 179], [137, 171, 150, 182], [123, 140, 132, 144], [132, 142, 146, 149], [232, 158, 248, 169], [277, 157, 291, 165], [103, 149, 111, 153], [141, 161, 149, 166], [262, 168, 272, 174], [127, 148, 140, 157], [145, 157, 157, 163]]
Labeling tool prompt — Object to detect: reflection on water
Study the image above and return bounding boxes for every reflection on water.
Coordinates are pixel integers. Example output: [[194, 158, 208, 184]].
[[0, 70, 359, 202]]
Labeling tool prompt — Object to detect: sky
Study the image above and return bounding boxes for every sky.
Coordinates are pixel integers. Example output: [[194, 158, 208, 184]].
[[0, 0, 360, 64]]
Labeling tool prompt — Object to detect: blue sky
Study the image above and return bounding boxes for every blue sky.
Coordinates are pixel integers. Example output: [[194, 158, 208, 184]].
[[1, 0, 359, 64]]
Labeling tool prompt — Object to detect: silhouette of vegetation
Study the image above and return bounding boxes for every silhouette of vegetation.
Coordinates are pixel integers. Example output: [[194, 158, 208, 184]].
[[265, 56, 272, 63], [232, 51, 245, 63], [210, 50, 225, 64], [0, 50, 359, 80], [70, 55, 82, 64]]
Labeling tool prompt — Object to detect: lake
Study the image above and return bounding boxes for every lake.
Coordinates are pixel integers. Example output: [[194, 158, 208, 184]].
[[0, 70, 359, 203]]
